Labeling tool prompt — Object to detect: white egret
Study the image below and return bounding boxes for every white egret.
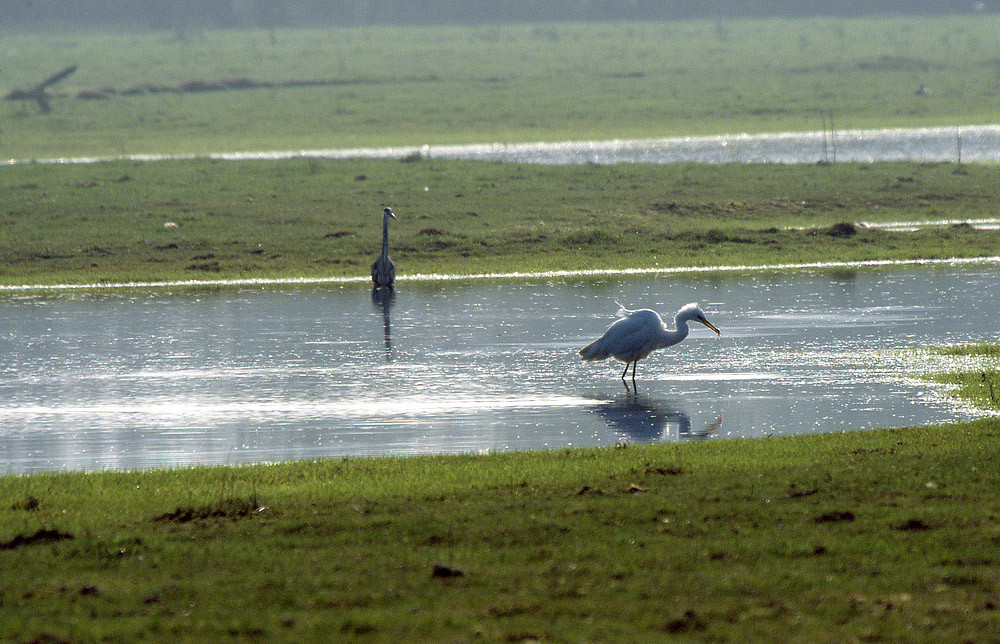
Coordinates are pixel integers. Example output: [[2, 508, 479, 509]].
[[579, 302, 721, 383], [370, 207, 398, 289]]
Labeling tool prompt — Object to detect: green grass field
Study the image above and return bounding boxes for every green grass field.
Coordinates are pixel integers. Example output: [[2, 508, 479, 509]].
[[3, 16, 1000, 159], [3, 158, 999, 286], [2, 417, 999, 643]]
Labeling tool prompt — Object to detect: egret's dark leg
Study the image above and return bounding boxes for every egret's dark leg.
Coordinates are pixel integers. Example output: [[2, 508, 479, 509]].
[[631, 361, 637, 385], [621, 362, 630, 381]]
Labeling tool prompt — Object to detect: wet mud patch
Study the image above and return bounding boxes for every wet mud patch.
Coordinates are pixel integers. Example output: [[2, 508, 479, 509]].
[[826, 222, 858, 238], [814, 511, 855, 523], [153, 497, 263, 523], [431, 563, 464, 578], [0, 528, 74, 550], [10, 495, 41, 511], [185, 260, 222, 272], [895, 518, 935, 531], [664, 609, 707, 634]]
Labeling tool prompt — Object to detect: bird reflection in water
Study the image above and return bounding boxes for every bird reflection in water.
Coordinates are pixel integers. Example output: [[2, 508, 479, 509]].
[[371, 287, 395, 361], [590, 393, 723, 443]]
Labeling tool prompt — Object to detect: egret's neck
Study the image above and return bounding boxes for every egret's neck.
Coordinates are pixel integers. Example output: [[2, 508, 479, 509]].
[[659, 316, 690, 348], [381, 216, 390, 256]]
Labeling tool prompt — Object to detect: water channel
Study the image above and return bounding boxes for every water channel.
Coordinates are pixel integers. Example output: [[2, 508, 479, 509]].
[[12, 124, 1000, 166], [2, 263, 997, 473]]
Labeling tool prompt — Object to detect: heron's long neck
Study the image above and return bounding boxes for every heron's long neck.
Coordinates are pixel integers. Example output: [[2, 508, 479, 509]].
[[381, 216, 390, 257], [659, 317, 690, 348]]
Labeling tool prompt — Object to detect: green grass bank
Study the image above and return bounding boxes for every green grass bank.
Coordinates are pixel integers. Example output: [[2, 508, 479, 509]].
[[1, 417, 999, 643], [3, 159, 1000, 286]]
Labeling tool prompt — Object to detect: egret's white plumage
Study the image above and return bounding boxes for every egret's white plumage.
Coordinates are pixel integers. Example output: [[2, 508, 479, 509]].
[[371, 207, 397, 289], [580, 302, 720, 383]]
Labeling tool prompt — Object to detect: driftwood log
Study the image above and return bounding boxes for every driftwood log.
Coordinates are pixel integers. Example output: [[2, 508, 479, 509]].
[[75, 73, 438, 99], [3, 65, 78, 113], [4, 68, 438, 110]]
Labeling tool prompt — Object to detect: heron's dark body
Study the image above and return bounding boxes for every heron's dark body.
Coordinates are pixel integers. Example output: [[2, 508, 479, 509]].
[[371, 208, 396, 289]]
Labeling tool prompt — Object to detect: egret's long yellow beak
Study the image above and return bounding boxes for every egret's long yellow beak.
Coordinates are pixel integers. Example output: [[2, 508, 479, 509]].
[[699, 318, 721, 336]]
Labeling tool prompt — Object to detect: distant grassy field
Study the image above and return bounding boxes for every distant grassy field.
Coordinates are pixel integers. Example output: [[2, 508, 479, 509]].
[[2, 16, 1000, 159], [2, 157, 999, 286]]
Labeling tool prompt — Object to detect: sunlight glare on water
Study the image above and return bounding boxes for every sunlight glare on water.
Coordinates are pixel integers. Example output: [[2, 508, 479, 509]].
[[1, 263, 998, 473], [9, 125, 1000, 166]]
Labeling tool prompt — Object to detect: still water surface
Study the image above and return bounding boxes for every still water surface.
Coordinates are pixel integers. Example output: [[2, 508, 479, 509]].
[[14, 125, 1000, 166], [1, 264, 997, 473]]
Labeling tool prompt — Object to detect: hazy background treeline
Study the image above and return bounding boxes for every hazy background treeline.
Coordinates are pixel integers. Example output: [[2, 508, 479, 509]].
[[0, 0, 993, 31]]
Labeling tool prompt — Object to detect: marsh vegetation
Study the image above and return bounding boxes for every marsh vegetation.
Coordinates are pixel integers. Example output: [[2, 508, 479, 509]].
[[924, 343, 1000, 412]]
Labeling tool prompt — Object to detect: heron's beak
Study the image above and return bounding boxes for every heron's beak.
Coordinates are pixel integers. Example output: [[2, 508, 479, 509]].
[[699, 318, 721, 336], [387, 211, 398, 220]]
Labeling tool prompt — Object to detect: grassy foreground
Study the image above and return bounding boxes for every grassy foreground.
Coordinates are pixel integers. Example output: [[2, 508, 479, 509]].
[[2, 419, 999, 643], [3, 158, 1000, 286]]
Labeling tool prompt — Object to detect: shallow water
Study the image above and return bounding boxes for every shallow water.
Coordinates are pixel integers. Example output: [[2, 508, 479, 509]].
[[11, 124, 1000, 166], [1, 264, 997, 473], [404, 125, 1000, 165]]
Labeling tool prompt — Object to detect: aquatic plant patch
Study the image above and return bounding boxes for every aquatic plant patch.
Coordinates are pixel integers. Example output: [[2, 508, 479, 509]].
[[924, 343, 1000, 412]]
